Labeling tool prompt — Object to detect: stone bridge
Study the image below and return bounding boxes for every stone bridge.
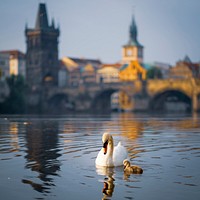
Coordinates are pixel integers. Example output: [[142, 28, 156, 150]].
[[146, 78, 200, 112], [45, 78, 200, 113]]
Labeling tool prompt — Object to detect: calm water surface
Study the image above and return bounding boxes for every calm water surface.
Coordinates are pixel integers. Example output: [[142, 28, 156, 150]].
[[0, 113, 200, 200]]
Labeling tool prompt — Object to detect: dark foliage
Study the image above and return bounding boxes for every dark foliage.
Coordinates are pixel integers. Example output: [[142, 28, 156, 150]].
[[147, 67, 163, 79], [0, 75, 27, 114]]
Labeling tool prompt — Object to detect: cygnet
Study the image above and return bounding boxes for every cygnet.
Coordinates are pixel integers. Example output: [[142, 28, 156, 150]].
[[123, 159, 143, 174]]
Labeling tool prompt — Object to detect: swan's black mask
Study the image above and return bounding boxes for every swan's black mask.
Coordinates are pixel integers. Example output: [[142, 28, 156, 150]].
[[103, 140, 108, 155]]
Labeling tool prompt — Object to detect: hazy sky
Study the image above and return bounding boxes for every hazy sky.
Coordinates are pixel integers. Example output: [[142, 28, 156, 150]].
[[0, 0, 199, 65]]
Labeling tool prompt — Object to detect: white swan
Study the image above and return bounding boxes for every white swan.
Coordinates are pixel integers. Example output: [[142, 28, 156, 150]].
[[95, 132, 128, 167]]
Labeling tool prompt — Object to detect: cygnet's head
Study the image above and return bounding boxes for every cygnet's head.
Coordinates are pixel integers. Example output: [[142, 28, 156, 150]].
[[123, 159, 131, 168], [102, 132, 112, 155]]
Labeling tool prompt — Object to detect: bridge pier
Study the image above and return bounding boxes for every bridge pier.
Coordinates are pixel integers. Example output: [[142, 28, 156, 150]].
[[192, 93, 200, 112], [191, 78, 200, 112], [133, 96, 149, 112], [192, 93, 197, 112]]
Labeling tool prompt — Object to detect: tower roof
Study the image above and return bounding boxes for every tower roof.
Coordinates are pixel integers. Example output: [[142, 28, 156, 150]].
[[183, 55, 192, 63], [125, 15, 143, 47], [25, 3, 60, 38], [35, 3, 49, 29]]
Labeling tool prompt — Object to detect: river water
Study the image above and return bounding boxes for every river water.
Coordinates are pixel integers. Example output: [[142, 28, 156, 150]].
[[0, 113, 200, 200]]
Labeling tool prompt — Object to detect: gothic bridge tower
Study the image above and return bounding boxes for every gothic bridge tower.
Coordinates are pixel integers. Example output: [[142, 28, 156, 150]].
[[122, 15, 143, 63], [25, 3, 60, 90]]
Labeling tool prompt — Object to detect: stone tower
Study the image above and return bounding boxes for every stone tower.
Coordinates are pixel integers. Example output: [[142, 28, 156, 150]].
[[25, 3, 60, 90], [122, 15, 143, 63]]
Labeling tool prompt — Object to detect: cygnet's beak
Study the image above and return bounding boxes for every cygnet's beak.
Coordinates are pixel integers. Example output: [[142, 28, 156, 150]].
[[103, 140, 108, 155]]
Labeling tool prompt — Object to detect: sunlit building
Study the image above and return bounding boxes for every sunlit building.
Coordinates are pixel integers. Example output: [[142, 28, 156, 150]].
[[96, 64, 120, 83], [59, 56, 101, 86], [119, 60, 147, 81], [67, 57, 102, 69], [0, 50, 26, 78], [59, 57, 79, 87]]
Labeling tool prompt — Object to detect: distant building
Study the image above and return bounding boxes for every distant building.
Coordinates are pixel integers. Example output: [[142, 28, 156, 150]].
[[67, 57, 102, 69], [119, 60, 146, 81], [152, 62, 171, 79], [122, 15, 143, 64], [25, 3, 60, 90], [169, 56, 200, 79], [59, 57, 79, 87], [96, 65, 120, 83], [59, 56, 102, 87], [59, 59, 80, 87], [0, 52, 9, 80], [0, 50, 26, 78], [145, 62, 171, 79], [80, 64, 96, 84]]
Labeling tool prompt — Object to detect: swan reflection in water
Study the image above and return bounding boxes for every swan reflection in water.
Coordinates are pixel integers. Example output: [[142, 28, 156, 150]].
[[96, 162, 143, 199], [96, 166, 115, 200], [102, 176, 115, 200]]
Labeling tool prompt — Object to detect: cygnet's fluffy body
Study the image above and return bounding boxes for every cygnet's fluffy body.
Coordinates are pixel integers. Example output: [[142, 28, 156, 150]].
[[123, 159, 143, 174]]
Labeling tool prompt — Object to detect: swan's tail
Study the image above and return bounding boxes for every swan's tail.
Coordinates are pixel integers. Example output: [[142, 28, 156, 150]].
[[117, 141, 122, 146]]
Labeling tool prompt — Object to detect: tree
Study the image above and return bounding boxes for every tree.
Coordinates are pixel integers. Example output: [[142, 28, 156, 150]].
[[0, 75, 27, 114], [147, 67, 163, 79]]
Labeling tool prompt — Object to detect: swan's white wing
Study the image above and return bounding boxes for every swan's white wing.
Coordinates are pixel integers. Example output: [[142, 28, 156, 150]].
[[95, 148, 105, 166], [95, 148, 114, 167], [113, 142, 128, 166]]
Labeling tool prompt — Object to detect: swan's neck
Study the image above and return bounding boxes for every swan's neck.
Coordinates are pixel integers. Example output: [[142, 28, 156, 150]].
[[107, 138, 114, 158]]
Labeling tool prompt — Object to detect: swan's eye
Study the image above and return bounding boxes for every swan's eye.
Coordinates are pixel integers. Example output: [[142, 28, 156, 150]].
[[103, 140, 108, 148]]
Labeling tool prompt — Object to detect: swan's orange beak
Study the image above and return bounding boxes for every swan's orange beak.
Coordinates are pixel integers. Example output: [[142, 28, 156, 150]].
[[103, 140, 108, 155], [103, 146, 107, 155]]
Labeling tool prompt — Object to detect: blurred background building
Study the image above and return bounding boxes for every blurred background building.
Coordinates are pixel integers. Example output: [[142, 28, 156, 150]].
[[0, 2, 199, 113]]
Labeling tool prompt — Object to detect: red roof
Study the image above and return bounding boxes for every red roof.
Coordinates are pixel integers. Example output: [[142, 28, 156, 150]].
[[0, 50, 25, 58]]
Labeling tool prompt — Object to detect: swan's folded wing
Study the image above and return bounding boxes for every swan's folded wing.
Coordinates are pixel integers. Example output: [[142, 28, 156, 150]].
[[113, 143, 128, 166]]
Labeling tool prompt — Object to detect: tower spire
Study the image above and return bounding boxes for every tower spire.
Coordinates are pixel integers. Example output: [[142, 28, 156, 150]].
[[35, 3, 49, 29], [122, 12, 144, 63], [129, 15, 137, 43], [127, 14, 142, 47]]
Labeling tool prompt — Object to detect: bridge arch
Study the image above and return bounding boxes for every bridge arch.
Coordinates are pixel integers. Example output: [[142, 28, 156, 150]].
[[149, 89, 192, 112], [91, 88, 133, 113], [48, 93, 75, 113]]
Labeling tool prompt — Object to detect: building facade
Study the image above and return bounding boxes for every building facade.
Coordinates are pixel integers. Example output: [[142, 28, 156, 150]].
[[80, 64, 96, 84], [96, 66, 120, 83], [119, 60, 146, 81], [25, 3, 60, 90], [0, 52, 10, 80], [0, 50, 26, 78], [169, 56, 200, 79]]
